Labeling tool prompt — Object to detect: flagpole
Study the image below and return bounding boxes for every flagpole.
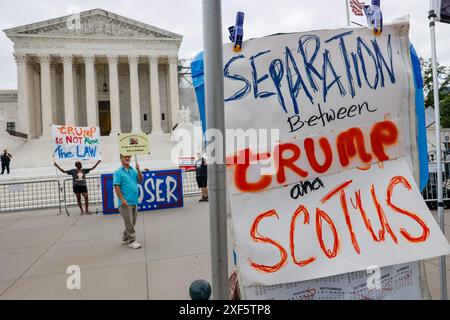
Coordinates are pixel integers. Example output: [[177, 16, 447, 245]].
[[429, 0, 448, 301], [346, 0, 351, 26]]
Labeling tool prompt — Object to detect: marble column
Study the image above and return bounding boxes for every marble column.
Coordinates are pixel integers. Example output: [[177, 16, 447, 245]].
[[38, 55, 52, 136], [168, 57, 180, 131], [14, 53, 31, 137], [84, 55, 98, 127], [32, 65, 41, 137], [62, 54, 75, 125], [149, 56, 162, 133], [107, 55, 121, 134], [50, 64, 58, 124], [128, 55, 141, 132]]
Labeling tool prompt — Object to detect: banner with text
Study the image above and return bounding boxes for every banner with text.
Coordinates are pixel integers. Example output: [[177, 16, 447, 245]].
[[223, 20, 450, 289], [52, 125, 101, 161], [101, 169, 184, 214]]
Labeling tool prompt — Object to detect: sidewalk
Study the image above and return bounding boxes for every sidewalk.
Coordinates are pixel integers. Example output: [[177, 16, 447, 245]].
[[0, 198, 449, 300], [0, 196, 224, 300], [424, 211, 450, 299]]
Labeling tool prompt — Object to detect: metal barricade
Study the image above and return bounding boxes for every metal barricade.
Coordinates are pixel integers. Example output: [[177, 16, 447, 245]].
[[63, 176, 103, 215], [0, 179, 62, 213], [63, 177, 102, 206], [421, 161, 450, 208], [0, 171, 202, 214], [183, 170, 201, 196]]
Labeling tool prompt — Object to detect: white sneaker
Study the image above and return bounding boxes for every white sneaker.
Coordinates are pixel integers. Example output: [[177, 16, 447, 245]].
[[129, 241, 142, 249]]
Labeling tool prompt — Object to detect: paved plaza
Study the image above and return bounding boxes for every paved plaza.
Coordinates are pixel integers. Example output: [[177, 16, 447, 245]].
[[0, 196, 232, 300], [0, 197, 449, 300]]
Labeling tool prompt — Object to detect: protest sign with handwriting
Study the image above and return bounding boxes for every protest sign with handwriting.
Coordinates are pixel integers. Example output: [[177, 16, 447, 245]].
[[118, 132, 150, 156], [52, 125, 101, 161], [223, 20, 450, 288]]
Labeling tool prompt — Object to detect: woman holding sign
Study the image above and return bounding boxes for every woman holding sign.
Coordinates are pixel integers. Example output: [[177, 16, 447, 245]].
[[54, 160, 101, 215]]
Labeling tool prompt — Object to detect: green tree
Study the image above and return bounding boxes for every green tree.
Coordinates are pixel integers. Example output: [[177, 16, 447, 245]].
[[420, 58, 450, 127]]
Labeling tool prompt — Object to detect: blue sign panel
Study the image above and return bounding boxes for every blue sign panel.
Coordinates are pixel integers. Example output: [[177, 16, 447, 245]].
[[101, 169, 184, 214]]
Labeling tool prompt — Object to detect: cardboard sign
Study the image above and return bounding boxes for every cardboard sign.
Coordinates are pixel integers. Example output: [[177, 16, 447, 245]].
[[118, 132, 150, 156], [223, 20, 450, 289], [101, 169, 183, 214], [52, 125, 101, 161]]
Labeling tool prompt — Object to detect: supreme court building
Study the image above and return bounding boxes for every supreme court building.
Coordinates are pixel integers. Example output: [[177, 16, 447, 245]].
[[4, 9, 183, 139]]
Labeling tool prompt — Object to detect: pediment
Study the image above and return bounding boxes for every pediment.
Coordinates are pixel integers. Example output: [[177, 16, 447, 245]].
[[4, 9, 182, 40]]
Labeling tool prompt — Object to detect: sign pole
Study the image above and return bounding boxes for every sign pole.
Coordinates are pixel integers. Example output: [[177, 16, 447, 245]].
[[345, 0, 351, 26], [429, 0, 448, 300], [52, 154, 62, 216], [202, 0, 229, 300]]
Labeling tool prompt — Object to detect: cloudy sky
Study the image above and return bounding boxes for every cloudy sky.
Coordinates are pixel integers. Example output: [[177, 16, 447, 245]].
[[0, 0, 449, 89]]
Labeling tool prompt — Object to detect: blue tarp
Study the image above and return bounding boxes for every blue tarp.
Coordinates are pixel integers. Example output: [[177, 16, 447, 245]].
[[410, 44, 429, 191], [191, 45, 429, 190], [191, 52, 207, 136]]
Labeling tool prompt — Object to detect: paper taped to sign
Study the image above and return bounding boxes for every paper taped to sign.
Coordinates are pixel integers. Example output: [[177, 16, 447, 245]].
[[52, 125, 101, 161], [223, 20, 450, 291], [245, 262, 423, 300]]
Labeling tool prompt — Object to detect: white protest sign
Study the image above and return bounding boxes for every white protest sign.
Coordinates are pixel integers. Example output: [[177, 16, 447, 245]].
[[52, 125, 101, 161], [223, 22, 412, 143], [231, 158, 449, 286], [222, 20, 450, 289]]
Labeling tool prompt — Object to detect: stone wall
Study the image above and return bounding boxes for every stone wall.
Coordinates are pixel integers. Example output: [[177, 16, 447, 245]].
[[0, 90, 18, 128]]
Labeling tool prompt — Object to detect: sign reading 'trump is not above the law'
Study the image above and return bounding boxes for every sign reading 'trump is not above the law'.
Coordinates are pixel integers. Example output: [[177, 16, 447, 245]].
[[52, 125, 101, 161]]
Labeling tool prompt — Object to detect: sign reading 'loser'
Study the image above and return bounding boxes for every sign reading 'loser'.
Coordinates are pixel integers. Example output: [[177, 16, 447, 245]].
[[101, 170, 183, 214]]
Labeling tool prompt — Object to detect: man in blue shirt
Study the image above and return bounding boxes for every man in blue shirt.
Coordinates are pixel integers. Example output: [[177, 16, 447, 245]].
[[113, 154, 143, 249]]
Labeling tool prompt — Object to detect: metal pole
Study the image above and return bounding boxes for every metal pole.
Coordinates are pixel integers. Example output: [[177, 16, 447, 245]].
[[346, 0, 352, 26], [63, 179, 70, 216], [57, 180, 62, 216], [429, 0, 448, 300], [202, 0, 229, 300], [53, 156, 63, 216]]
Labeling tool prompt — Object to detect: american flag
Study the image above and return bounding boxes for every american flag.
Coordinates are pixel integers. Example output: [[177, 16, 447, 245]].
[[350, 0, 365, 16]]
